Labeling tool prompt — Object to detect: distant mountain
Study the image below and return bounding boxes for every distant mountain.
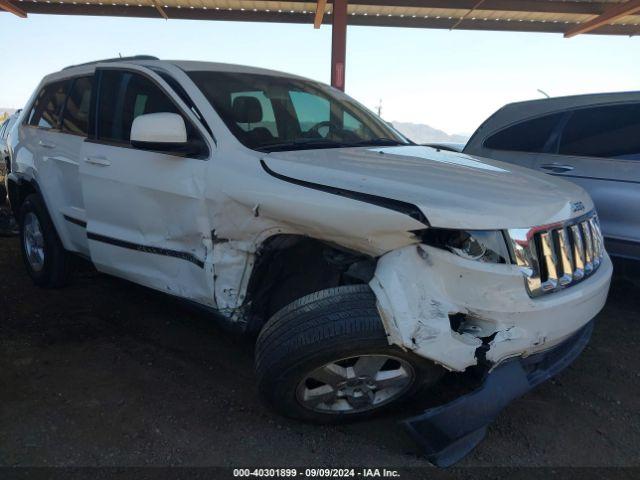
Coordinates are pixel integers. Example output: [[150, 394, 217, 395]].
[[392, 121, 469, 145]]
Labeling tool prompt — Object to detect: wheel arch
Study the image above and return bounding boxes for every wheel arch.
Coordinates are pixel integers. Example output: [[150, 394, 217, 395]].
[[243, 233, 379, 333], [7, 173, 42, 218]]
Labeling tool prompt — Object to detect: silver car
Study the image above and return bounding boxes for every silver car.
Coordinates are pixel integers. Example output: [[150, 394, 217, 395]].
[[464, 92, 640, 261]]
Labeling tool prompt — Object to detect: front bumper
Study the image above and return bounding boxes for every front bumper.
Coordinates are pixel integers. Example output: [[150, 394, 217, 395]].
[[402, 319, 595, 467], [370, 244, 612, 371]]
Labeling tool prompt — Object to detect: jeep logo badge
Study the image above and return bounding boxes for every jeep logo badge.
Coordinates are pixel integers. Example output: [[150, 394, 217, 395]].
[[571, 201, 585, 213]]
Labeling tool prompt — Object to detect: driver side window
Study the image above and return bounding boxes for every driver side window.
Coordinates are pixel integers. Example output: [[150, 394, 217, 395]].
[[343, 111, 365, 135], [96, 70, 207, 160], [289, 91, 330, 133]]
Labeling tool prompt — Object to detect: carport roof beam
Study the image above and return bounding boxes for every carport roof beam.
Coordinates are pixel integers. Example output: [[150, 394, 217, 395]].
[[564, 0, 640, 37], [0, 0, 27, 17], [7, 1, 640, 37], [314, 0, 327, 28], [154, 3, 170, 20]]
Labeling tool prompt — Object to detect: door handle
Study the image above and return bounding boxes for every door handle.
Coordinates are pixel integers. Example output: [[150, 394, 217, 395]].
[[84, 156, 111, 167], [540, 164, 575, 173], [38, 140, 56, 149]]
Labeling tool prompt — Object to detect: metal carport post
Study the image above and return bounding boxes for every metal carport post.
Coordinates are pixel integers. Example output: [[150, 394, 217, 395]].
[[331, 0, 348, 91], [315, 0, 348, 91]]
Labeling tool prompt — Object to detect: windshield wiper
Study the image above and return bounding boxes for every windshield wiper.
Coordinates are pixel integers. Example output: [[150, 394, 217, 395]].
[[258, 138, 349, 152], [347, 137, 408, 147]]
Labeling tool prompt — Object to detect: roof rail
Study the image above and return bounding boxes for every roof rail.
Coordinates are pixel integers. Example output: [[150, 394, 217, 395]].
[[62, 55, 159, 70]]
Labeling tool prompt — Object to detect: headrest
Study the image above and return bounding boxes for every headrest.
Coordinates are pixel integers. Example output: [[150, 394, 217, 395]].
[[232, 96, 263, 124]]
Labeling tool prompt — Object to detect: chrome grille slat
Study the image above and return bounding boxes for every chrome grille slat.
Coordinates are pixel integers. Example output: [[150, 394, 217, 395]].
[[556, 228, 574, 286], [582, 222, 594, 275], [570, 224, 585, 281], [540, 232, 558, 292], [589, 217, 602, 268], [508, 211, 604, 298]]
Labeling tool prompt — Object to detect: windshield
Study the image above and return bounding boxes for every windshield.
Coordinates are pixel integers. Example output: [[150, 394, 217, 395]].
[[187, 71, 411, 152]]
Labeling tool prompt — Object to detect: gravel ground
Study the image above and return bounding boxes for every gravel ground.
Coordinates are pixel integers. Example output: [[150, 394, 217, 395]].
[[1, 220, 639, 470]]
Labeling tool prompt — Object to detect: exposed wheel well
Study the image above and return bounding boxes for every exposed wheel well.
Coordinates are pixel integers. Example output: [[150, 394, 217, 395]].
[[8, 176, 38, 218], [245, 234, 378, 333]]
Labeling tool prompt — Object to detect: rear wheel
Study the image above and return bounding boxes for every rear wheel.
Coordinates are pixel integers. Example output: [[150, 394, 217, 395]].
[[19, 194, 71, 287], [255, 285, 444, 423]]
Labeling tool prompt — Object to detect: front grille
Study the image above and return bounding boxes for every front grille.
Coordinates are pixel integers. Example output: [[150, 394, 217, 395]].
[[508, 211, 604, 298]]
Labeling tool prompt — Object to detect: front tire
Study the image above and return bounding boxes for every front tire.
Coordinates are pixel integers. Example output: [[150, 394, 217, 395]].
[[19, 193, 71, 288], [255, 285, 444, 423]]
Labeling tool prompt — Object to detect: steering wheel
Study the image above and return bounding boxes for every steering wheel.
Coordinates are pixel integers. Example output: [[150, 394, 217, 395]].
[[307, 120, 342, 138]]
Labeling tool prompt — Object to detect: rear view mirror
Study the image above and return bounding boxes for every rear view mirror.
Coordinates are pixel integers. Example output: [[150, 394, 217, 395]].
[[130, 112, 187, 150]]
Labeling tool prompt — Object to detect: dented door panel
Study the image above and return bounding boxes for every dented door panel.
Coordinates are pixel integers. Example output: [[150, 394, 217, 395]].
[[80, 141, 216, 305]]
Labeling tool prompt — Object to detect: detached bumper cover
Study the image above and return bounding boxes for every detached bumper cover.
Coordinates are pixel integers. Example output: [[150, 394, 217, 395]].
[[402, 319, 595, 467]]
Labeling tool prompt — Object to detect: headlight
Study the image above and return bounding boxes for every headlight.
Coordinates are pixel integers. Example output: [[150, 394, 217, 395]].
[[418, 228, 511, 264]]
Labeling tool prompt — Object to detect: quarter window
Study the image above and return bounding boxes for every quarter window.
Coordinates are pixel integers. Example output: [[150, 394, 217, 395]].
[[27, 81, 70, 129], [558, 103, 640, 159], [61, 76, 92, 136], [484, 112, 563, 153]]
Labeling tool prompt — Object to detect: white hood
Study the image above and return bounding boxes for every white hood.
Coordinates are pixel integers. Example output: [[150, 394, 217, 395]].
[[265, 145, 594, 230]]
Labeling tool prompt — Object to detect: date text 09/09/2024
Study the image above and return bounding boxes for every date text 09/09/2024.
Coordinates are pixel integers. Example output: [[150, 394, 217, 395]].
[[233, 468, 401, 478]]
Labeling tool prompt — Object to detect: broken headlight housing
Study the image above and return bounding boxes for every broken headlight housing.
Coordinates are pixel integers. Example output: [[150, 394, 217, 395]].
[[419, 228, 511, 264]]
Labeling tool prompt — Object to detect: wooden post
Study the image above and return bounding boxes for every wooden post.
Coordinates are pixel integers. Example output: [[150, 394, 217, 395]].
[[331, 0, 347, 91]]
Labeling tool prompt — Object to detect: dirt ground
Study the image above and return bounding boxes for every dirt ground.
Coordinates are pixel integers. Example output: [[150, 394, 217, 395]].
[[1, 223, 639, 470]]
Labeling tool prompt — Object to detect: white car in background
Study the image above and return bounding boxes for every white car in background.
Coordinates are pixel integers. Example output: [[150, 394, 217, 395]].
[[0, 111, 20, 202], [7, 57, 612, 466]]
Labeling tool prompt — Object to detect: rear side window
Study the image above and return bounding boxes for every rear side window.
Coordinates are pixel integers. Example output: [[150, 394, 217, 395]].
[[27, 81, 70, 130], [61, 76, 92, 136], [484, 112, 563, 153], [559, 104, 640, 159]]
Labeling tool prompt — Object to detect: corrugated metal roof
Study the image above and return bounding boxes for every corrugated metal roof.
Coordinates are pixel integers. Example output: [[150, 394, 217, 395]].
[[4, 0, 640, 36]]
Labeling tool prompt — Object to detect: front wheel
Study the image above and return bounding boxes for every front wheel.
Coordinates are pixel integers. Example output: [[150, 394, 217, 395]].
[[255, 285, 444, 423], [19, 193, 71, 287]]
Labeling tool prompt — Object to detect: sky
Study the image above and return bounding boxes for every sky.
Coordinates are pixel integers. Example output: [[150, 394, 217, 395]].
[[1, 13, 639, 135]]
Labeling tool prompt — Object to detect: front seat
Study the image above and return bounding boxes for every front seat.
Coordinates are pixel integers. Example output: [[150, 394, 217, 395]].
[[232, 96, 275, 143]]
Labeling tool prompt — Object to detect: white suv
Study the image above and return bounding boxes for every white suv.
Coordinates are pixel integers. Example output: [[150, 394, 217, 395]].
[[7, 57, 612, 465]]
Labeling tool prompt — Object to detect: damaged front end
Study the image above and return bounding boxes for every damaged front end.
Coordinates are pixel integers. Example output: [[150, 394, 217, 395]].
[[368, 216, 611, 465], [403, 319, 594, 467]]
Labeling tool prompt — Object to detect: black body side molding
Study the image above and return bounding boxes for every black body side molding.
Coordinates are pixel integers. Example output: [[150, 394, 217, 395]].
[[260, 160, 429, 226], [87, 232, 205, 268], [63, 215, 87, 228]]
